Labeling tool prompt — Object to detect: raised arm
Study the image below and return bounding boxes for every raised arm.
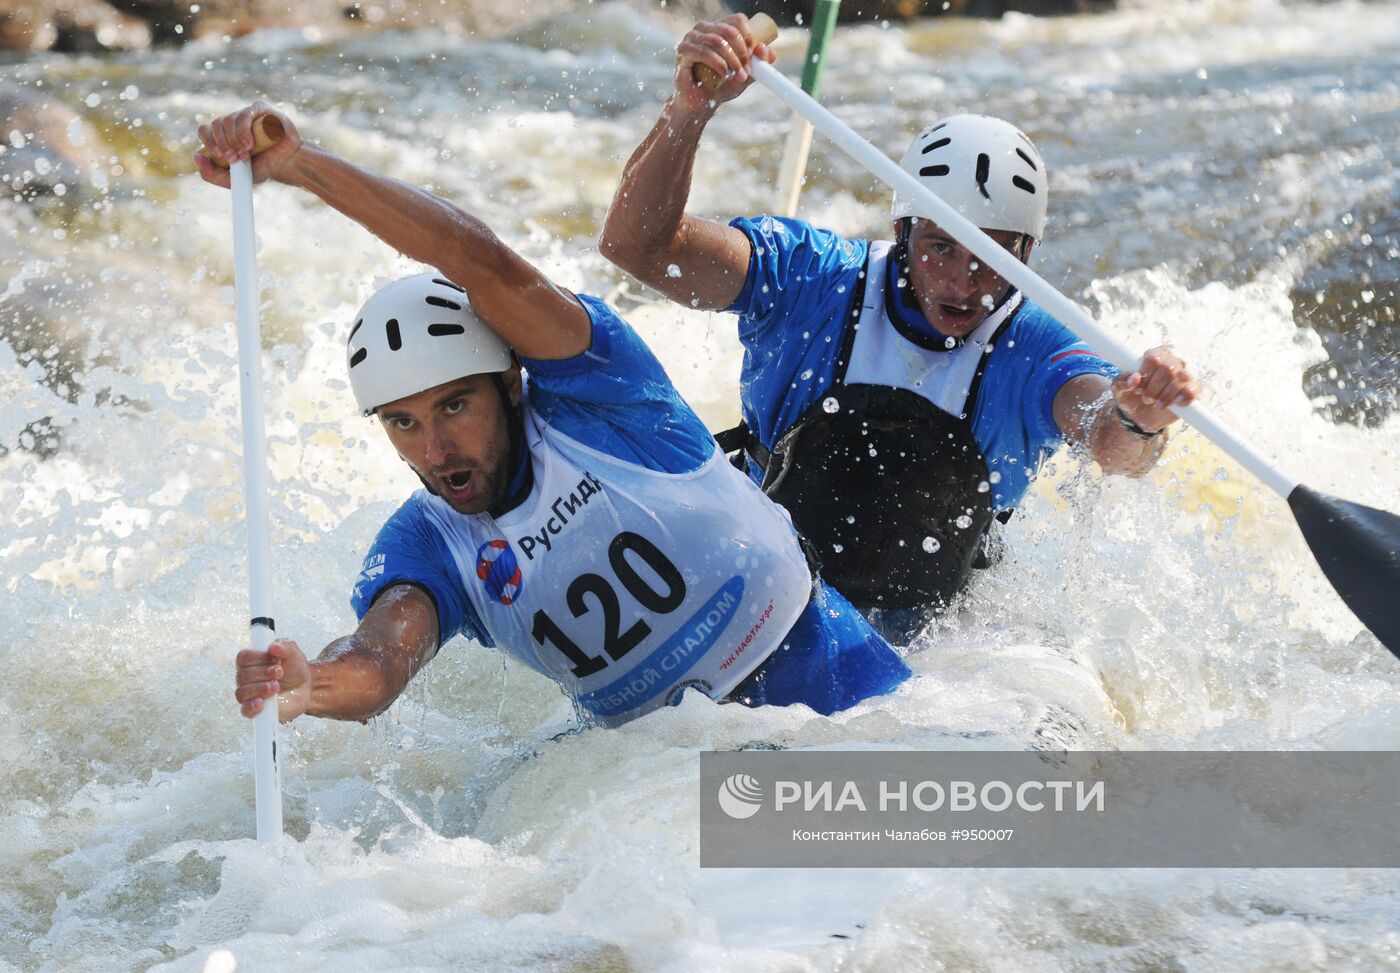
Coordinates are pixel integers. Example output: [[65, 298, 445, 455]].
[[234, 584, 439, 723], [195, 103, 590, 361], [599, 16, 774, 311]]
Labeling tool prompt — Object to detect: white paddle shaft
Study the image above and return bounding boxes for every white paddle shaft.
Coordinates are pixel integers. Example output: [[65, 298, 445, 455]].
[[230, 160, 284, 846], [749, 59, 1299, 500]]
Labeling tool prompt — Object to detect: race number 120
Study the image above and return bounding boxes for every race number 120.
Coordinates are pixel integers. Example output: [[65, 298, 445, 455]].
[[531, 531, 686, 677]]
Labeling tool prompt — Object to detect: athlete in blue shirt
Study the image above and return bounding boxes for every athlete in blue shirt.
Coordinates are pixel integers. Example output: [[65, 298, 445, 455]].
[[197, 103, 909, 728], [601, 15, 1200, 638]]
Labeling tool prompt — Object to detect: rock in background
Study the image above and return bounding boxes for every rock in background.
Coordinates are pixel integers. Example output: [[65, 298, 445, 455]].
[[0, 0, 1113, 53], [0, 0, 733, 52], [0, 85, 109, 198], [0, 0, 149, 52]]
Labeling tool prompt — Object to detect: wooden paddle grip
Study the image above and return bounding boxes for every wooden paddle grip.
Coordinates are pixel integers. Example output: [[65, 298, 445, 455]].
[[196, 114, 285, 168], [694, 12, 780, 92]]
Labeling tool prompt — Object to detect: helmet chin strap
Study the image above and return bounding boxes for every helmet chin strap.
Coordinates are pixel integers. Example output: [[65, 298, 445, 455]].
[[489, 371, 531, 517]]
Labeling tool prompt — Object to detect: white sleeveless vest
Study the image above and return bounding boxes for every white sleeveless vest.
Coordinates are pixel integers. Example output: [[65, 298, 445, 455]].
[[419, 405, 813, 726], [844, 241, 1022, 419]]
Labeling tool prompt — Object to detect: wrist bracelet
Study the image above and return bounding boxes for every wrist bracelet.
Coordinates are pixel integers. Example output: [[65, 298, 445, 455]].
[[1113, 405, 1163, 440]]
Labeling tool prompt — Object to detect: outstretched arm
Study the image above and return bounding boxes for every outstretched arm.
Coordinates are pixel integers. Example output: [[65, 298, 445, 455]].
[[599, 16, 774, 311], [195, 103, 590, 361], [234, 584, 439, 723], [1054, 346, 1200, 476]]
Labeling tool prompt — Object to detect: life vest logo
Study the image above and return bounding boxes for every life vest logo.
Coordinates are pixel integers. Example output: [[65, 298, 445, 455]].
[[717, 773, 764, 820], [475, 539, 523, 606]]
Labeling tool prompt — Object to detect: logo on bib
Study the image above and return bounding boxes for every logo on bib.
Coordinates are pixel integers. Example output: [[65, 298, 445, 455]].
[[475, 539, 523, 605]]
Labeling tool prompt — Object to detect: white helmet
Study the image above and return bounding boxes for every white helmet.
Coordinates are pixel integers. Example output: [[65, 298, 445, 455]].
[[346, 273, 512, 414], [891, 114, 1049, 241]]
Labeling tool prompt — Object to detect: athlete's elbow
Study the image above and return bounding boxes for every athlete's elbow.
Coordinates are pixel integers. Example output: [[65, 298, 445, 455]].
[[442, 218, 514, 291], [596, 225, 627, 263], [598, 222, 649, 276]]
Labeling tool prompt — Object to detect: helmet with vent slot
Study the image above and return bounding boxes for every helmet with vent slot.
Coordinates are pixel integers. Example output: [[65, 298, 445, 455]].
[[346, 273, 511, 415], [891, 114, 1048, 241]]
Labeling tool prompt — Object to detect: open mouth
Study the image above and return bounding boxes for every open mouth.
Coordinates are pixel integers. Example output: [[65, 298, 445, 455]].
[[441, 470, 474, 500], [938, 303, 976, 320]]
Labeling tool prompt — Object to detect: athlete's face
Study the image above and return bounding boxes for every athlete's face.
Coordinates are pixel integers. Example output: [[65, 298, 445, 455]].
[[377, 368, 521, 515], [899, 218, 1031, 339]]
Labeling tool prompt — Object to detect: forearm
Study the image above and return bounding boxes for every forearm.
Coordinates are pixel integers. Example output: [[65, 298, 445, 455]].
[[284, 145, 504, 292], [302, 633, 423, 722], [283, 144, 588, 357], [601, 99, 751, 308], [602, 98, 712, 270], [1089, 400, 1168, 476]]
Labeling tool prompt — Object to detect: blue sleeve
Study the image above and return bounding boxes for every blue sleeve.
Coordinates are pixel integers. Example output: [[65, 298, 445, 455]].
[[349, 496, 492, 648], [516, 293, 715, 474], [727, 215, 868, 345], [1020, 305, 1120, 442]]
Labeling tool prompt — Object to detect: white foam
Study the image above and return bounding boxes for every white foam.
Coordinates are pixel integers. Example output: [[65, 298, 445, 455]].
[[2, 3, 1398, 969]]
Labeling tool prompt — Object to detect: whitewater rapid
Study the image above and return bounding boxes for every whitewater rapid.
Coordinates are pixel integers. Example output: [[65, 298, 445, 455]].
[[2, 0, 1397, 968]]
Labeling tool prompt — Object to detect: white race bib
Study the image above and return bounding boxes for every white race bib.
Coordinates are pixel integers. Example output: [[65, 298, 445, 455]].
[[421, 407, 813, 725]]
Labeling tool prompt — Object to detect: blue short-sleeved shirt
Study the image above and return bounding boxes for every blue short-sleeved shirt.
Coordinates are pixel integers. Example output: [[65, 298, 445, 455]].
[[727, 216, 1119, 511], [348, 294, 910, 712]]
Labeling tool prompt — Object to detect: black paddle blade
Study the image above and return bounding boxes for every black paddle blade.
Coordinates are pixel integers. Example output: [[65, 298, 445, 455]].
[[1288, 484, 1400, 660]]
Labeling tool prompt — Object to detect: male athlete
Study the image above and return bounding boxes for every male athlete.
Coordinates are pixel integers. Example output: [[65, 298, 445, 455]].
[[196, 103, 910, 728], [600, 16, 1200, 639]]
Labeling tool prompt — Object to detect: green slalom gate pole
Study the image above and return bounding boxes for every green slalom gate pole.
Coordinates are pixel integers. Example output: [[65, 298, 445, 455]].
[[774, 0, 841, 216]]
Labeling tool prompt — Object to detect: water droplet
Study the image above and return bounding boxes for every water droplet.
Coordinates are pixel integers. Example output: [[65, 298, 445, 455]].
[[981, 293, 995, 309], [977, 480, 990, 493], [822, 396, 840, 414], [845, 515, 855, 524], [989, 471, 1002, 484], [944, 336, 957, 349], [832, 543, 844, 553], [665, 263, 682, 278], [955, 514, 973, 530], [922, 536, 941, 554]]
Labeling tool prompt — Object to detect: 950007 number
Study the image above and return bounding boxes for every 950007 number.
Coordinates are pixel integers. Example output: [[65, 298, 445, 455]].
[[950, 829, 1015, 842]]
